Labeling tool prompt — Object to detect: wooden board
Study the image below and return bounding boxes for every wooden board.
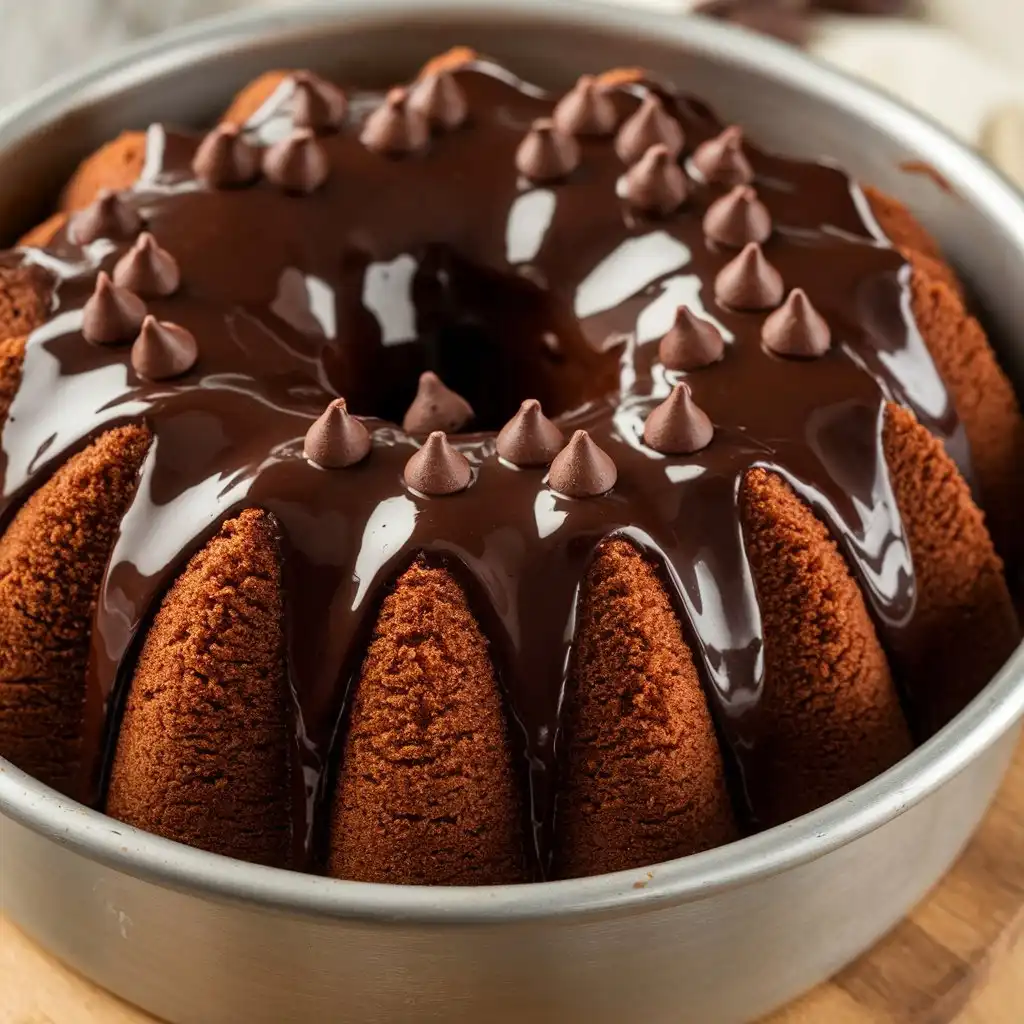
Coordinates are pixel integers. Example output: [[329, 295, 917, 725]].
[[5, 738, 1024, 1024]]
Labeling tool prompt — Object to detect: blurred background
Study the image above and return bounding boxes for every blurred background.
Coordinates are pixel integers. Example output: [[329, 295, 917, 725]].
[[0, 0, 1022, 181]]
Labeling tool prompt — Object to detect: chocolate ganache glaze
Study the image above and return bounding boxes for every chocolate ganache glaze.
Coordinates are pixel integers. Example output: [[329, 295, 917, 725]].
[[1, 55, 964, 876]]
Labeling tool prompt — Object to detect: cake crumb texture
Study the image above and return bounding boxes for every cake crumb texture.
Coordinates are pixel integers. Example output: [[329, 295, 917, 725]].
[[864, 185, 945, 263], [908, 267, 1024, 566], [18, 212, 66, 249], [59, 131, 147, 212], [0, 425, 150, 794], [555, 539, 738, 879], [329, 558, 526, 885], [0, 335, 27, 427], [865, 186, 961, 292], [862, 188, 1024, 565], [904, 244, 962, 296], [105, 509, 292, 868], [882, 403, 1020, 736], [740, 468, 913, 827], [223, 71, 291, 126], [0, 264, 50, 342]]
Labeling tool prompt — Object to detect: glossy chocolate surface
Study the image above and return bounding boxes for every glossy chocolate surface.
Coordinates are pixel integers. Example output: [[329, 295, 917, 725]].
[[1, 59, 965, 876]]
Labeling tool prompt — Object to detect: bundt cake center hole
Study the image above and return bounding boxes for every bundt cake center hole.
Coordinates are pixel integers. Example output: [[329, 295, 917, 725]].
[[345, 250, 621, 431]]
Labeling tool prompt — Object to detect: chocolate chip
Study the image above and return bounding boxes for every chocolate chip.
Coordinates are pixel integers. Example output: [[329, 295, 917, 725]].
[[82, 272, 146, 346], [715, 242, 784, 310], [619, 144, 687, 215], [304, 398, 372, 468], [762, 288, 832, 357], [409, 71, 468, 131], [113, 232, 180, 298], [496, 399, 565, 467], [515, 119, 581, 183], [192, 124, 260, 188], [643, 382, 714, 454], [691, 126, 754, 186], [615, 94, 685, 166], [659, 307, 725, 371], [548, 429, 617, 497], [263, 128, 329, 194], [68, 189, 141, 245], [289, 73, 348, 133], [360, 88, 430, 157], [553, 75, 618, 137], [404, 431, 472, 495], [131, 315, 197, 380], [403, 371, 474, 434], [703, 185, 772, 248]]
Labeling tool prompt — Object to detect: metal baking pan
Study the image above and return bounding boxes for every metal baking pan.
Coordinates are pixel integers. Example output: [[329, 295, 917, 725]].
[[2, 2, 1024, 1021]]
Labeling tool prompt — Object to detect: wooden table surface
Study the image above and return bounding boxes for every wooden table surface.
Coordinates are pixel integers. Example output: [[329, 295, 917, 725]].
[[4, 736, 1024, 1024]]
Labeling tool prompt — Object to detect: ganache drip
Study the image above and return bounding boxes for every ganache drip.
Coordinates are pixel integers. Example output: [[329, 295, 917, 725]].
[[0, 58, 964, 877]]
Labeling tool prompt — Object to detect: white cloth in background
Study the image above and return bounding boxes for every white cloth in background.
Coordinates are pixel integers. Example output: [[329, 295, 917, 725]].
[[0, 0, 1022, 157]]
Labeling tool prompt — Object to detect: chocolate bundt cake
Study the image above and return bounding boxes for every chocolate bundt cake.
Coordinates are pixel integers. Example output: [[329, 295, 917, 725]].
[[0, 50, 1021, 884]]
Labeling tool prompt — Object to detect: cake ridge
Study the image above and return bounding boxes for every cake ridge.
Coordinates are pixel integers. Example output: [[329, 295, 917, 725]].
[[0, 53, 1019, 881]]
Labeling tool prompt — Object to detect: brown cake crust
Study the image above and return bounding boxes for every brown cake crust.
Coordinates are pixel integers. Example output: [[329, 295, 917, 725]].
[[882, 403, 1020, 736], [59, 131, 147, 212], [864, 187, 961, 294], [554, 539, 737, 879], [0, 265, 51, 342], [329, 558, 525, 885], [0, 265, 51, 425], [0, 336, 26, 427], [18, 213, 66, 249], [903, 245, 961, 296], [105, 509, 292, 868], [223, 71, 292, 126], [740, 468, 913, 828], [0, 426, 150, 794], [907, 263, 1024, 565], [863, 185, 945, 263], [863, 188, 1024, 564]]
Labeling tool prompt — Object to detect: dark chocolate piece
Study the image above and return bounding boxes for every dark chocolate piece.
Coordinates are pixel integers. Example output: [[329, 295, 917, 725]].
[[403, 372, 474, 434], [619, 143, 687, 215], [192, 125, 260, 188], [691, 126, 755, 185], [404, 431, 472, 494], [113, 232, 180, 298], [290, 73, 348, 133], [82, 272, 146, 345], [360, 88, 430, 156], [263, 129, 329, 193], [409, 71, 469, 130], [704, 185, 772, 248], [715, 242, 784, 310], [516, 118, 581, 183], [615, 94, 685, 166], [548, 430, 617, 497], [762, 288, 832, 357], [643, 382, 715, 454], [68, 189, 141, 245], [496, 399, 564, 467], [304, 398, 372, 468], [659, 307, 726, 371], [131, 316, 198, 380], [553, 75, 618, 137]]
